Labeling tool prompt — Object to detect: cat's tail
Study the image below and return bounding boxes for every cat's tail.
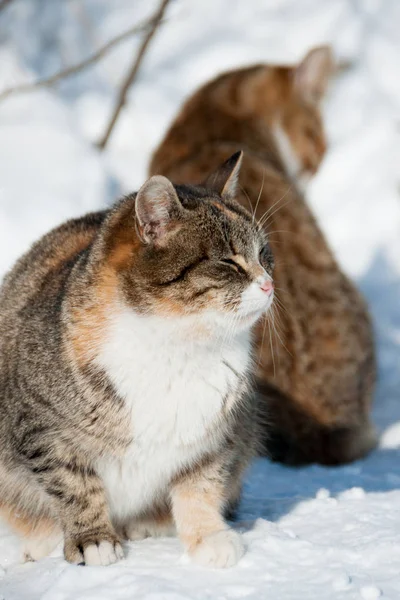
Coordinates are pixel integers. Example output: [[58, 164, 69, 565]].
[[257, 382, 377, 466]]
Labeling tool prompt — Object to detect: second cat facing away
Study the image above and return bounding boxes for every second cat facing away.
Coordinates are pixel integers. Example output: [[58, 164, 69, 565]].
[[150, 46, 377, 466], [0, 154, 274, 568]]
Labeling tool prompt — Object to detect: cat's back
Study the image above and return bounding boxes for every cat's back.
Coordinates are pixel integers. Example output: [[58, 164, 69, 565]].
[[0, 211, 106, 321], [150, 64, 285, 179], [0, 211, 108, 376]]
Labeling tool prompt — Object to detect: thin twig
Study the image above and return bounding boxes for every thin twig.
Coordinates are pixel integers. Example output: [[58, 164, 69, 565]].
[[0, 17, 156, 102], [96, 0, 171, 150]]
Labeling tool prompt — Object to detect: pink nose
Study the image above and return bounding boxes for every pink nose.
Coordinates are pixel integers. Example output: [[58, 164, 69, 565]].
[[260, 279, 274, 295]]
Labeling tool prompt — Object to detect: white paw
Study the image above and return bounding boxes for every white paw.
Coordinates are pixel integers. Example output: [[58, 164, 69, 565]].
[[83, 541, 124, 566], [190, 529, 244, 568]]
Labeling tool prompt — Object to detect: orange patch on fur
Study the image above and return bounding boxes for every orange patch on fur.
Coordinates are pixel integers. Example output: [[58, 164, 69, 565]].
[[46, 230, 95, 272], [153, 296, 188, 317], [210, 199, 239, 220], [108, 242, 135, 269], [172, 479, 226, 551], [68, 224, 142, 367], [0, 504, 55, 539], [68, 265, 119, 366]]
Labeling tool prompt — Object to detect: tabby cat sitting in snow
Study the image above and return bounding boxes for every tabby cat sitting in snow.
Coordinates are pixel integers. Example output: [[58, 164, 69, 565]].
[[150, 46, 376, 465], [0, 153, 273, 568]]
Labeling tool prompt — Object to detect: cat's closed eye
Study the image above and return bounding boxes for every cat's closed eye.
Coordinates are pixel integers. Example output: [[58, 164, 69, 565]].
[[219, 258, 246, 275]]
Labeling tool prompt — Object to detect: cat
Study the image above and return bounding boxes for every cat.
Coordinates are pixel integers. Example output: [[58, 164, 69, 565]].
[[0, 153, 275, 568], [149, 46, 377, 466]]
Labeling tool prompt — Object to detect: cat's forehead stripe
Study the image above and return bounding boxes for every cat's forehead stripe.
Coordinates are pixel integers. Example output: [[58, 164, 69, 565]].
[[205, 197, 252, 224], [209, 199, 239, 221]]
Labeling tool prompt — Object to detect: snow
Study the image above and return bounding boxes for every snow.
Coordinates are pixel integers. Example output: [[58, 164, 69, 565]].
[[0, 0, 400, 598]]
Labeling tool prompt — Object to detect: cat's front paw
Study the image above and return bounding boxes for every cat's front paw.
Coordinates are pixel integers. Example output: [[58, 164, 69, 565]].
[[189, 529, 244, 568], [64, 533, 124, 566]]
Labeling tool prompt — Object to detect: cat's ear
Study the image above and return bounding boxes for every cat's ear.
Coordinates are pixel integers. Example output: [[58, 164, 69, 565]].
[[135, 175, 182, 244], [294, 46, 334, 104], [203, 151, 243, 198]]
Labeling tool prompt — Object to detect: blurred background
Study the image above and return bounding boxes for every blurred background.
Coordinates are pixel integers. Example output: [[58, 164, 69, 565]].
[[0, 1, 400, 597]]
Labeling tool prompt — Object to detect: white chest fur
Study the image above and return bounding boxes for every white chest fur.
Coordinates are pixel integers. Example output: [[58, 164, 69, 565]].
[[95, 305, 251, 521]]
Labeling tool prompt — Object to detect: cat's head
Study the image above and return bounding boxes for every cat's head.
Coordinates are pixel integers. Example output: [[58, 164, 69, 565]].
[[270, 46, 334, 189], [240, 46, 333, 189], [103, 152, 274, 336]]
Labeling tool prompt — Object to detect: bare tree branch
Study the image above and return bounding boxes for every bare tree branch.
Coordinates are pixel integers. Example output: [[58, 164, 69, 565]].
[[97, 0, 171, 150], [0, 17, 157, 102]]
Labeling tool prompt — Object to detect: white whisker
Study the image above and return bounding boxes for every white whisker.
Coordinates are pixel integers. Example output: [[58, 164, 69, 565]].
[[239, 184, 255, 219], [253, 170, 265, 223], [257, 183, 293, 230]]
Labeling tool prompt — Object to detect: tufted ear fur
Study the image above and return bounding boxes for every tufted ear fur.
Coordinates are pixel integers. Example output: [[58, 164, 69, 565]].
[[202, 151, 243, 199], [135, 175, 182, 244], [293, 46, 334, 104]]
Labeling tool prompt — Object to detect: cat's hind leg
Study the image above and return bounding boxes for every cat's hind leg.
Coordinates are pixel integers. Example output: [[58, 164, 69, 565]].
[[0, 503, 62, 561], [0, 460, 62, 562]]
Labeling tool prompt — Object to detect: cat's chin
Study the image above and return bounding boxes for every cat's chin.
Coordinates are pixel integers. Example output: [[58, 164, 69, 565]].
[[203, 307, 269, 335], [239, 308, 267, 326], [235, 293, 274, 330], [187, 312, 250, 338]]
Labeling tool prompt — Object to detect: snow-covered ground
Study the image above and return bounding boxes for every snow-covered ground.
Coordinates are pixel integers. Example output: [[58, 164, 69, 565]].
[[0, 0, 400, 598]]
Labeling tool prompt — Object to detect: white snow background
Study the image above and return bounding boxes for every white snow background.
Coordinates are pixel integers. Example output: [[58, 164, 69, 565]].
[[0, 0, 399, 598]]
